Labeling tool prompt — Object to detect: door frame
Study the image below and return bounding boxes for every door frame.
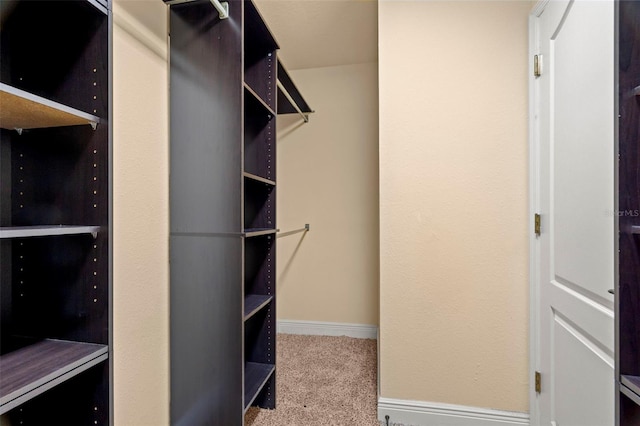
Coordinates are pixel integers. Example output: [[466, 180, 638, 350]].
[[528, 2, 548, 425]]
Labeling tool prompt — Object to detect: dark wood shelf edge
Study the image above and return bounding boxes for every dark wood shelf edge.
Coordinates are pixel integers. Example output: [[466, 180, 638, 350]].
[[244, 83, 276, 117], [244, 295, 273, 321], [622, 376, 640, 397], [0, 225, 101, 239], [87, 0, 109, 14], [276, 60, 312, 115], [244, 228, 277, 237], [0, 340, 108, 415], [243, 362, 275, 412], [243, 171, 275, 186], [621, 378, 640, 407]]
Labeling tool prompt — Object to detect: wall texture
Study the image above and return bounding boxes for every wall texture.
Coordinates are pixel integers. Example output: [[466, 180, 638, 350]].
[[277, 62, 379, 326], [379, 0, 530, 413], [112, 1, 169, 424]]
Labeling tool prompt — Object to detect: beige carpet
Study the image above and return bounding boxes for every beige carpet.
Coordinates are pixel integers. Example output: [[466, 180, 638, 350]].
[[245, 334, 380, 426]]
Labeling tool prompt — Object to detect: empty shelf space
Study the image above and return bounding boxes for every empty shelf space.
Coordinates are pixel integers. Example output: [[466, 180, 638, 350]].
[[0, 339, 108, 414], [244, 83, 275, 117], [244, 362, 275, 411], [244, 295, 273, 321], [244, 228, 277, 237], [0, 83, 100, 130], [0, 225, 100, 239], [244, 172, 275, 186], [244, 0, 278, 54]]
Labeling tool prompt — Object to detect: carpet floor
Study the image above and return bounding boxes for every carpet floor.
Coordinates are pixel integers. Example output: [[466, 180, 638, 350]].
[[245, 334, 379, 426]]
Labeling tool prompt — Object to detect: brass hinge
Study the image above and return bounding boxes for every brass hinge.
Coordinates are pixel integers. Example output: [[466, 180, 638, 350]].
[[534, 54, 543, 77], [535, 371, 541, 394], [535, 213, 541, 237]]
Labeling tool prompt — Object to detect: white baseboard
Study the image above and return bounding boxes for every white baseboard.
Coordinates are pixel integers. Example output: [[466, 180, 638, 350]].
[[276, 320, 378, 339], [378, 397, 529, 426]]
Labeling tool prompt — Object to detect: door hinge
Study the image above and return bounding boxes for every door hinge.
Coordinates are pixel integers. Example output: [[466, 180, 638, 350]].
[[534, 54, 543, 77], [535, 371, 542, 393], [534, 213, 541, 237]]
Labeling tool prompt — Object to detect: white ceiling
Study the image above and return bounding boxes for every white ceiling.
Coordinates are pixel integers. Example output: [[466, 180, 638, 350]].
[[254, 0, 378, 70]]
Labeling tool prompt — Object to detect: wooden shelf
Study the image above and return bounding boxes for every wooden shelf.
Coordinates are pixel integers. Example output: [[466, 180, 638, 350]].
[[244, 295, 273, 321], [622, 376, 640, 398], [243, 362, 275, 412], [243, 172, 275, 186], [622, 376, 640, 407], [0, 83, 100, 130], [244, 83, 276, 117], [0, 225, 100, 239], [244, 228, 277, 237], [0, 339, 108, 415]]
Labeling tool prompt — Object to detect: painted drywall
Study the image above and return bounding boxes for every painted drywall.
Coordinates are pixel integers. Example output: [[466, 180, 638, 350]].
[[112, 1, 169, 424], [254, 0, 378, 70], [277, 62, 379, 326], [379, 0, 530, 413]]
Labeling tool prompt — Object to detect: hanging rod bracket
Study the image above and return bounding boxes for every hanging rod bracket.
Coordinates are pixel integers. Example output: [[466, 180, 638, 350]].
[[164, 0, 229, 19], [211, 0, 229, 19]]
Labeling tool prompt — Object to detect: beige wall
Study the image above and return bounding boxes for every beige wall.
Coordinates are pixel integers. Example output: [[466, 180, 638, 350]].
[[379, 0, 530, 413], [277, 62, 379, 326], [113, 2, 169, 424]]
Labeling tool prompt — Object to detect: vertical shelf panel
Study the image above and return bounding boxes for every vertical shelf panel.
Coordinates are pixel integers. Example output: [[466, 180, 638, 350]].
[[168, 2, 243, 425]]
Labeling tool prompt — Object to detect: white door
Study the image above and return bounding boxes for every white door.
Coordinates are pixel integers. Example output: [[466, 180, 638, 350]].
[[532, 0, 615, 425]]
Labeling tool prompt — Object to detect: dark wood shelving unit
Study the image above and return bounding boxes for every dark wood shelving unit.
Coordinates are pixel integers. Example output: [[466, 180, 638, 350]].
[[618, 1, 640, 425], [242, 10, 277, 404], [166, 0, 311, 423], [0, 1, 111, 424]]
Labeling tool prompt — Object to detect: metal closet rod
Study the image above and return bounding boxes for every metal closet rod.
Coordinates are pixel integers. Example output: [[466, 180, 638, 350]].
[[164, 0, 229, 19], [278, 224, 310, 237], [277, 80, 309, 123]]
